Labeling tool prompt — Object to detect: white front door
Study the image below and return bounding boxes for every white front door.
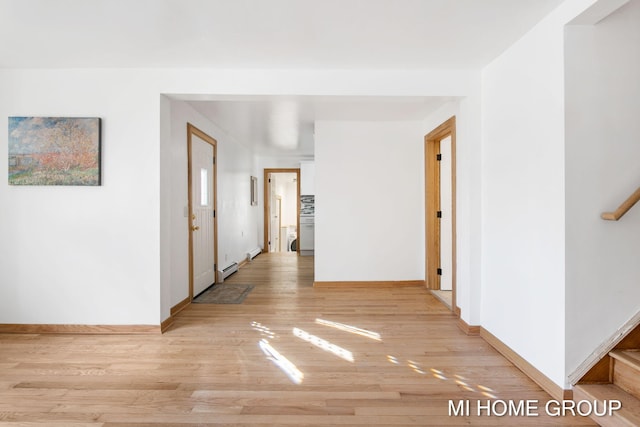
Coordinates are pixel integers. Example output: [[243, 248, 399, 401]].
[[190, 132, 216, 296]]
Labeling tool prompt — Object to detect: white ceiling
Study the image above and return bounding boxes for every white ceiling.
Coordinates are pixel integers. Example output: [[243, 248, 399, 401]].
[[0, 0, 563, 69], [187, 96, 457, 156], [0, 0, 565, 155]]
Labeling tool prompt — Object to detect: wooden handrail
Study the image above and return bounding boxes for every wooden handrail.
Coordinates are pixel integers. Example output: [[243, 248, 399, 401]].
[[601, 187, 640, 221]]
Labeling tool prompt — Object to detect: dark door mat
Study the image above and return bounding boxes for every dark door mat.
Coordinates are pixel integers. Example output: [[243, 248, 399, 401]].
[[193, 284, 255, 304]]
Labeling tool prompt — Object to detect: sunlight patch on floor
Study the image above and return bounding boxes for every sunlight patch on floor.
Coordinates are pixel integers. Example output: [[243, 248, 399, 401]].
[[293, 327, 354, 362], [315, 318, 382, 341], [259, 339, 304, 385]]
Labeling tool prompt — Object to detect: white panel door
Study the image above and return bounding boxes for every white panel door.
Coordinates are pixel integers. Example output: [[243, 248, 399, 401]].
[[439, 136, 453, 291], [191, 135, 216, 296]]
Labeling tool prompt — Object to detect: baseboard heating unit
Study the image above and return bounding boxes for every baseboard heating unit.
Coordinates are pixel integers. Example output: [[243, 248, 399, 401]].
[[217, 261, 238, 283], [247, 247, 261, 261]]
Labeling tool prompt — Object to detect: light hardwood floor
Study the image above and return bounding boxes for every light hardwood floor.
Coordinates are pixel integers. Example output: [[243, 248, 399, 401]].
[[430, 290, 452, 311], [0, 253, 595, 426]]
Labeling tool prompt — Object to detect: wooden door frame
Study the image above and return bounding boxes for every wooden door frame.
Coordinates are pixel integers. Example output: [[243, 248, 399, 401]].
[[425, 116, 457, 313], [263, 168, 301, 254], [187, 123, 218, 301]]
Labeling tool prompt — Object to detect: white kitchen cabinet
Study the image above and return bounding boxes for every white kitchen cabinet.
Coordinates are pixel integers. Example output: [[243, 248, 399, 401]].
[[300, 161, 315, 195], [299, 216, 314, 256]]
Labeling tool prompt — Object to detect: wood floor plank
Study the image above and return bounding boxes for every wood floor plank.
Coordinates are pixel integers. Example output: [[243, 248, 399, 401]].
[[0, 254, 594, 425]]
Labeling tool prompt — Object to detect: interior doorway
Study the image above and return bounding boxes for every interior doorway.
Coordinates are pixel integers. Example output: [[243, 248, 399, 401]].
[[263, 169, 301, 254], [187, 123, 218, 299], [425, 116, 457, 313]]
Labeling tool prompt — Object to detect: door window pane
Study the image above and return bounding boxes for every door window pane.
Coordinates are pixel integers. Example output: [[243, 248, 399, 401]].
[[200, 168, 208, 206]]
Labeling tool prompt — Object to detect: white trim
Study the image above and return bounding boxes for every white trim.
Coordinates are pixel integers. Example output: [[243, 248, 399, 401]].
[[568, 309, 640, 385]]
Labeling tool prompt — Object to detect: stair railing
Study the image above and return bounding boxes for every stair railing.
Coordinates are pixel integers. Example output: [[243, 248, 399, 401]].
[[601, 187, 640, 221]]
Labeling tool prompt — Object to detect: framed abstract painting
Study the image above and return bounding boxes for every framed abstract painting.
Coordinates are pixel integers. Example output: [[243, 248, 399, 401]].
[[8, 117, 101, 186]]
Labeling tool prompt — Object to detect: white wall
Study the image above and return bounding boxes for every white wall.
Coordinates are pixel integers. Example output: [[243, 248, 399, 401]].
[[0, 68, 478, 326], [314, 120, 425, 282], [565, 0, 640, 380], [480, 0, 599, 388], [0, 69, 161, 325], [300, 161, 315, 195], [162, 99, 261, 314]]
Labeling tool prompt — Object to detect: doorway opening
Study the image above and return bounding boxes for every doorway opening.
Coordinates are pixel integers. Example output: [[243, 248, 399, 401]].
[[425, 116, 457, 314], [263, 169, 301, 254], [187, 123, 218, 300]]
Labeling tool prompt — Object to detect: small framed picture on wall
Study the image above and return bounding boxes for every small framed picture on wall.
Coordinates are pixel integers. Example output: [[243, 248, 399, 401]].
[[250, 176, 258, 206]]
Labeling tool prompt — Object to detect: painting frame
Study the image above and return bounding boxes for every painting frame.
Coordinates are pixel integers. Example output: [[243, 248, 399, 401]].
[[250, 176, 258, 206], [8, 116, 102, 186]]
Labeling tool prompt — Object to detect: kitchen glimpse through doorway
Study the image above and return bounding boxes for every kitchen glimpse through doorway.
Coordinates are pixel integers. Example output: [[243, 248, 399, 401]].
[[263, 169, 300, 254]]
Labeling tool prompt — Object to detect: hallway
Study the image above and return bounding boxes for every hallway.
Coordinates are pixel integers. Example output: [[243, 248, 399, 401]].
[[0, 254, 595, 425]]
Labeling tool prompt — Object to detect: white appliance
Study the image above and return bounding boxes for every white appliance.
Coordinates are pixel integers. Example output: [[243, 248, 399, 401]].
[[299, 216, 314, 256], [285, 226, 297, 252]]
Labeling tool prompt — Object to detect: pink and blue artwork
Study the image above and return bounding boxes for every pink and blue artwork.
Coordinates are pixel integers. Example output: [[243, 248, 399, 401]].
[[8, 117, 101, 186]]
